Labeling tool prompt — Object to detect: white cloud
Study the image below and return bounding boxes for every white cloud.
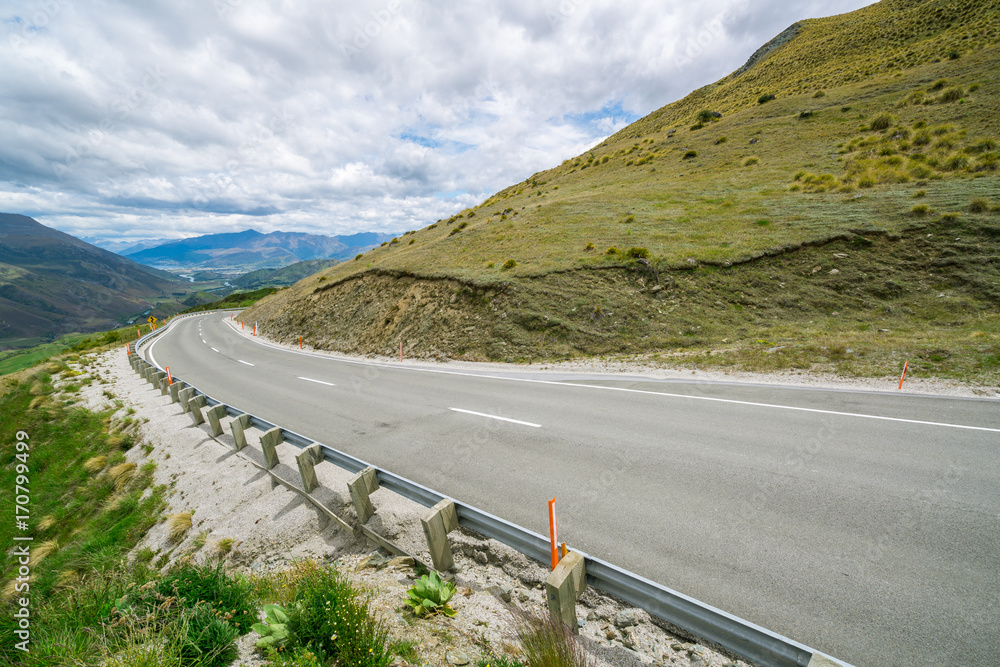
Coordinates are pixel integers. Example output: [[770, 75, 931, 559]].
[[0, 0, 875, 243]]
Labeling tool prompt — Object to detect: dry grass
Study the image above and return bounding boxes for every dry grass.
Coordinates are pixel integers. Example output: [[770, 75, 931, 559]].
[[84, 455, 108, 473], [109, 462, 136, 492], [167, 512, 193, 543]]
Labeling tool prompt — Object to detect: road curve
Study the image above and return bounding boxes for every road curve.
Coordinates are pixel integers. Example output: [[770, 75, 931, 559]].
[[146, 313, 1000, 667]]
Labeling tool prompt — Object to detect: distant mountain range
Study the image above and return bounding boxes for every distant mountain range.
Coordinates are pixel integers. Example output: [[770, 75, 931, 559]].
[[0, 214, 180, 345], [120, 229, 397, 271]]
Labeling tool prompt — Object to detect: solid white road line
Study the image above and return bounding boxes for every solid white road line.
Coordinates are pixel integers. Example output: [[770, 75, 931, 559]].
[[217, 315, 1000, 434], [238, 360, 255, 366], [212, 347, 219, 352], [449, 408, 541, 428], [298, 376, 336, 387]]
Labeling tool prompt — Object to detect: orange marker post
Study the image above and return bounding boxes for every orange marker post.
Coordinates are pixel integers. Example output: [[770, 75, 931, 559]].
[[137, 328, 141, 339], [165, 366, 173, 385], [126, 343, 131, 356], [399, 341, 403, 362], [300, 336, 303, 349], [548, 498, 559, 570], [898, 360, 909, 390]]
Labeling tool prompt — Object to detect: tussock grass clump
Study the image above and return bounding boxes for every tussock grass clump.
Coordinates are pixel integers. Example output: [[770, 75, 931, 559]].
[[512, 608, 594, 667], [168, 512, 193, 543], [502, 259, 517, 270], [969, 198, 989, 213], [911, 203, 931, 216], [109, 461, 136, 491], [869, 113, 894, 131], [682, 150, 697, 160], [744, 156, 760, 166]]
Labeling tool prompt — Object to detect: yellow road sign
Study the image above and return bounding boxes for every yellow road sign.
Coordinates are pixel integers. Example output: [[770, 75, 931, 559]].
[[147, 316, 158, 324]]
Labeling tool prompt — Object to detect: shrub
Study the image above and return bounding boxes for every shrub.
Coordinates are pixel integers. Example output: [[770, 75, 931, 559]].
[[969, 198, 989, 213], [743, 156, 759, 166], [682, 150, 697, 160], [798, 110, 814, 119], [380, 241, 388, 247], [813, 90, 826, 98], [869, 114, 893, 131], [714, 136, 727, 145], [502, 259, 517, 270], [940, 212, 960, 223], [606, 246, 620, 255], [408, 239, 414, 245], [758, 93, 775, 104], [624, 247, 649, 259], [911, 204, 930, 216], [914, 189, 927, 198], [696, 110, 720, 123], [584, 242, 595, 251], [355, 254, 363, 260]]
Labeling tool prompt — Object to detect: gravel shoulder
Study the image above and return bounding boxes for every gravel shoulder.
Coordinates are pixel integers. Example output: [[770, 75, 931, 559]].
[[74, 347, 754, 667]]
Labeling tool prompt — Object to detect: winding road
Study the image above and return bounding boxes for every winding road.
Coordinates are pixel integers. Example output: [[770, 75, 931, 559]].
[[145, 312, 1000, 667]]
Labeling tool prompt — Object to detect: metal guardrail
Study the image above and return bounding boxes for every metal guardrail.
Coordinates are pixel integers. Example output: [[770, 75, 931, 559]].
[[133, 312, 850, 667]]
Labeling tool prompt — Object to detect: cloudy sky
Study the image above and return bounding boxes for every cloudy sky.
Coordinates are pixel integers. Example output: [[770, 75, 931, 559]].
[[2, 0, 874, 244]]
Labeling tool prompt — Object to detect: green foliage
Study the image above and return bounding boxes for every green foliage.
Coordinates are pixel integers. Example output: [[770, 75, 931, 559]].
[[253, 604, 292, 649], [758, 93, 775, 104], [502, 259, 517, 270], [404, 571, 457, 618], [478, 654, 526, 667], [151, 562, 258, 633], [182, 288, 279, 314], [283, 562, 393, 666], [179, 604, 239, 667], [744, 156, 759, 166], [682, 150, 697, 159], [624, 247, 650, 259], [356, 254, 364, 260], [911, 204, 931, 216]]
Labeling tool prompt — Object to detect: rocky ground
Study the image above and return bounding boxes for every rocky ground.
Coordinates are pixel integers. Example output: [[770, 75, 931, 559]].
[[68, 347, 752, 667]]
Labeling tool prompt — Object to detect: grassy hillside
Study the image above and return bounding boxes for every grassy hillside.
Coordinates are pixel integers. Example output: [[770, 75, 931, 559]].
[[246, 0, 1000, 383]]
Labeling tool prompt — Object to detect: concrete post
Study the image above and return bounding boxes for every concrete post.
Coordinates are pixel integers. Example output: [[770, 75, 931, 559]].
[[259, 427, 282, 470], [296, 444, 323, 493], [188, 395, 207, 426], [348, 466, 380, 524], [178, 387, 195, 413], [206, 404, 227, 437], [169, 381, 182, 403], [545, 551, 587, 633], [230, 414, 252, 450], [421, 499, 459, 572]]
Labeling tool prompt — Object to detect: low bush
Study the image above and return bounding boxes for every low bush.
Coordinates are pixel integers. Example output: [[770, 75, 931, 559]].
[[624, 247, 650, 259], [758, 93, 775, 104], [869, 113, 893, 131], [911, 204, 930, 216], [502, 259, 517, 270], [682, 150, 697, 160], [744, 156, 759, 166]]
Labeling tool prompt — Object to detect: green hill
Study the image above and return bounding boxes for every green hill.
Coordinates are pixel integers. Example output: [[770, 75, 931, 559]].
[[245, 0, 1000, 383]]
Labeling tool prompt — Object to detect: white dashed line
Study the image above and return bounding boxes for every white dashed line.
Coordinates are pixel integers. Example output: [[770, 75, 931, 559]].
[[449, 408, 541, 428], [212, 347, 219, 352], [238, 360, 255, 366], [298, 377, 336, 387]]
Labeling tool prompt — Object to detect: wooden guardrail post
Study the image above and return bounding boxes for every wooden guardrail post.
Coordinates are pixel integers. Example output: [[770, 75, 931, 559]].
[[421, 499, 459, 572], [188, 395, 207, 425], [178, 387, 195, 413], [296, 444, 323, 493], [206, 404, 227, 437], [348, 466, 379, 524], [546, 551, 587, 633], [260, 427, 282, 469], [169, 381, 183, 403], [230, 414, 252, 450], [158, 376, 169, 396]]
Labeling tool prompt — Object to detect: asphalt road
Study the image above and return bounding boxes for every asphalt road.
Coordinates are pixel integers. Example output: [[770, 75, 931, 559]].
[[146, 313, 1000, 667]]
